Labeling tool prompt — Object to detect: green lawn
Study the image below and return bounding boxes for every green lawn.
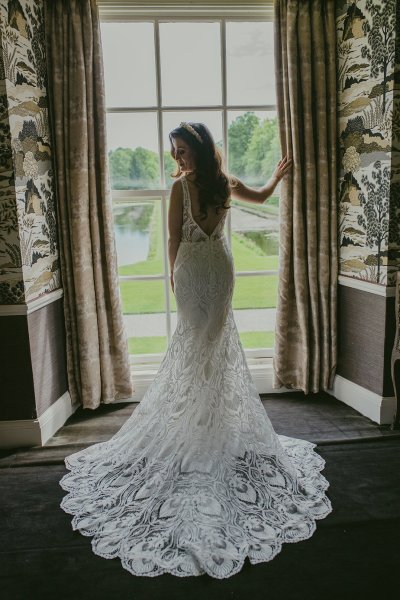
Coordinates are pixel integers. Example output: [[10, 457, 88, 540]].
[[128, 331, 275, 355], [118, 202, 279, 314]]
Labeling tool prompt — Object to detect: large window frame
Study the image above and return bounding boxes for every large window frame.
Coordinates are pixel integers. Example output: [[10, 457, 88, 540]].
[[99, 2, 277, 367]]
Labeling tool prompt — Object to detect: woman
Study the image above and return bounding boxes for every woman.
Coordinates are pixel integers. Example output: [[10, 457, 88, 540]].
[[60, 122, 332, 579]]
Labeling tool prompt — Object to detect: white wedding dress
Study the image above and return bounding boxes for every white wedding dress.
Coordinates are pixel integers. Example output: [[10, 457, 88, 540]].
[[60, 175, 333, 579]]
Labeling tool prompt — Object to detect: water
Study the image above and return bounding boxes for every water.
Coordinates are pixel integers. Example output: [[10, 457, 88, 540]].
[[114, 228, 150, 266], [243, 230, 279, 255], [113, 203, 153, 266]]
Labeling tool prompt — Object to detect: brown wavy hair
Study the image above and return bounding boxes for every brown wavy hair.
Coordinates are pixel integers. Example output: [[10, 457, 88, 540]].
[[169, 122, 232, 221]]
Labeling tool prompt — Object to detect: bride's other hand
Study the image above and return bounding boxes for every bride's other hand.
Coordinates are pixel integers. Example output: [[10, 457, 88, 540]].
[[229, 155, 293, 204], [270, 155, 292, 185], [170, 272, 175, 294]]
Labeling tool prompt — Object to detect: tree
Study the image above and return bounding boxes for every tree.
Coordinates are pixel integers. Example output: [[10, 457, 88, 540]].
[[244, 117, 281, 184], [338, 41, 353, 91], [228, 112, 260, 175], [342, 146, 361, 190], [357, 160, 390, 283], [108, 147, 134, 188], [389, 182, 400, 248], [108, 147, 159, 189], [361, 0, 396, 113], [25, 2, 48, 88], [130, 147, 159, 189]]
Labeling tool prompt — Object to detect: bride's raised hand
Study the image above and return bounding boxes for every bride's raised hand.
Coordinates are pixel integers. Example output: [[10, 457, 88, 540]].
[[271, 155, 292, 184]]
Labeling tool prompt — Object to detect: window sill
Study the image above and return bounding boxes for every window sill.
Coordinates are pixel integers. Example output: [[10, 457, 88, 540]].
[[126, 355, 276, 401]]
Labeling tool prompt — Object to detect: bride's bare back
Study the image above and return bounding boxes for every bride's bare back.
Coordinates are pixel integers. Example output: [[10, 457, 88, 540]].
[[184, 175, 230, 237]]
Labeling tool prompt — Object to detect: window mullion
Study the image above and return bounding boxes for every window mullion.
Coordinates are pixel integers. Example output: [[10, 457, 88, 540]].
[[220, 18, 231, 249], [154, 19, 172, 343]]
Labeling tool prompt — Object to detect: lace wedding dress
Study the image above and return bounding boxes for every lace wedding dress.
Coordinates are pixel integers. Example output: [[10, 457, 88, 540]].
[[60, 175, 333, 579]]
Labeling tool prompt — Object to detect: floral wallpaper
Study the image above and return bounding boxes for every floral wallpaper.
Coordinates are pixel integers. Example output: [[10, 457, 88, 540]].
[[337, 0, 400, 286], [0, 0, 60, 304]]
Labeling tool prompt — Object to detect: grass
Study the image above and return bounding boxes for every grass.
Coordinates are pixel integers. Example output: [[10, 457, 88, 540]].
[[232, 232, 279, 271], [120, 273, 277, 313], [128, 331, 275, 355]]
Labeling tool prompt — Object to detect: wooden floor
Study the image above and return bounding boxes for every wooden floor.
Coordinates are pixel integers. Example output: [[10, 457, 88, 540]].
[[1, 390, 398, 468]]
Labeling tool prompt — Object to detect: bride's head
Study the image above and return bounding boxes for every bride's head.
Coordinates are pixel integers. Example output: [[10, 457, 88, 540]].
[[169, 122, 217, 175], [168, 122, 231, 218]]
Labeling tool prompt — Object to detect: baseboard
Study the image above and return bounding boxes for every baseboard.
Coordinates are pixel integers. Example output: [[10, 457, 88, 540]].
[[0, 288, 64, 316], [0, 391, 78, 449], [329, 374, 397, 425]]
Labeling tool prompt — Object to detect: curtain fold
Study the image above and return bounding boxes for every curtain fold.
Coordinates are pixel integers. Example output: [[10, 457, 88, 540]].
[[273, 0, 338, 394], [44, 0, 134, 409]]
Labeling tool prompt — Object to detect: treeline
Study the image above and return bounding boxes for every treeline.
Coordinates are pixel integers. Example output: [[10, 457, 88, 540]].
[[108, 112, 280, 189]]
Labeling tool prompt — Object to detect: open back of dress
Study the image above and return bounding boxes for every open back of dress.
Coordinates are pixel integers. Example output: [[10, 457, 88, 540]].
[[59, 175, 333, 579]]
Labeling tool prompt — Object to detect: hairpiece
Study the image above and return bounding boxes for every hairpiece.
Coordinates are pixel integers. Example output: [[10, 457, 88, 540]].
[[180, 122, 203, 144]]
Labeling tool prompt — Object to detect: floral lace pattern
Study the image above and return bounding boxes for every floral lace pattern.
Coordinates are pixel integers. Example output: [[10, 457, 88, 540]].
[[60, 176, 333, 579]]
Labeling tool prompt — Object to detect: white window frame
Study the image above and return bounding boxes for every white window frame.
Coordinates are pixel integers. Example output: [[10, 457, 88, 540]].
[[99, 1, 278, 369]]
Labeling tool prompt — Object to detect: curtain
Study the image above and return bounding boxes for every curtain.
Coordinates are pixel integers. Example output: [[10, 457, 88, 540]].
[[44, 0, 134, 409], [273, 0, 338, 394], [391, 271, 400, 426]]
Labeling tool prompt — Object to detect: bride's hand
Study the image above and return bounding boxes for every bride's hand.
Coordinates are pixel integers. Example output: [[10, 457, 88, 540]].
[[170, 272, 175, 294], [271, 155, 292, 184]]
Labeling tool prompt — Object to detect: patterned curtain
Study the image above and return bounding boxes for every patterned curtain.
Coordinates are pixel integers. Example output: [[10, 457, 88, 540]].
[[273, 0, 338, 393], [44, 0, 134, 408]]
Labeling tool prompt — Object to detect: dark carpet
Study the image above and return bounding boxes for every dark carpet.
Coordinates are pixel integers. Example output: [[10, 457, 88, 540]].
[[1, 392, 400, 600]]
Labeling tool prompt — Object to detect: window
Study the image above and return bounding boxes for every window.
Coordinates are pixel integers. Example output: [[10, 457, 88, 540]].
[[99, 3, 279, 365]]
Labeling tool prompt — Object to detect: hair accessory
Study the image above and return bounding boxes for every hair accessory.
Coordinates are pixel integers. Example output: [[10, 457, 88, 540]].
[[180, 122, 203, 144]]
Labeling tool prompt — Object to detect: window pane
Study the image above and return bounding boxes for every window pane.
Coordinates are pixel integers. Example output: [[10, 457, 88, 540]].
[[160, 23, 222, 106], [233, 276, 278, 349], [228, 111, 279, 186], [121, 280, 168, 354], [107, 113, 160, 189], [226, 22, 275, 106], [115, 198, 163, 275], [101, 22, 156, 107], [231, 209, 279, 272], [163, 111, 223, 187]]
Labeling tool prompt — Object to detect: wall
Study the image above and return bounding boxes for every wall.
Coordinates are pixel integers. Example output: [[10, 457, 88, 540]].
[[0, 0, 70, 446], [334, 0, 398, 423], [0, 0, 60, 303]]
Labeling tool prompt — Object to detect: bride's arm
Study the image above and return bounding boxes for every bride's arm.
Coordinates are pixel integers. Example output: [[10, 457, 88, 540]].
[[229, 156, 292, 204], [168, 180, 184, 291]]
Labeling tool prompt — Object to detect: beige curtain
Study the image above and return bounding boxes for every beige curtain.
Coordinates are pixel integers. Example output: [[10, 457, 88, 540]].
[[273, 0, 338, 394], [391, 271, 400, 426], [44, 0, 134, 409]]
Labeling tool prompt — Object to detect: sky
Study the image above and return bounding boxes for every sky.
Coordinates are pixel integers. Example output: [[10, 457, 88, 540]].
[[101, 21, 276, 154]]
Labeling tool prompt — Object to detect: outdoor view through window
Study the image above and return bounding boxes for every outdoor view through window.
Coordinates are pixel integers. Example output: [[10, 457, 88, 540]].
[[100, 20, 280, 359]]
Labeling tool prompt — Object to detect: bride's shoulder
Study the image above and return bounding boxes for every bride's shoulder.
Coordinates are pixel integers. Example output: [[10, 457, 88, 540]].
[[169, 178, 184, 205], [171, 177, 185, 190]]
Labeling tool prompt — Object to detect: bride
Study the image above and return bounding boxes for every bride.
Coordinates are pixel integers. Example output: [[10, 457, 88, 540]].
[[60, 121, 333, 579]]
